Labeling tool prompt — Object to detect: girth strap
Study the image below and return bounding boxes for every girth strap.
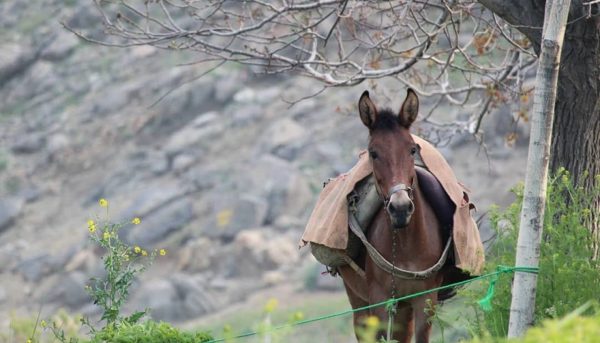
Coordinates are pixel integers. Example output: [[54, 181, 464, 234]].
[[348, 211, 452, 280]]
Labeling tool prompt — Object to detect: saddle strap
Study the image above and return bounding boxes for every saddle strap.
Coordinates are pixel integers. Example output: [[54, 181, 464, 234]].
[[348, 211, 453, 280]]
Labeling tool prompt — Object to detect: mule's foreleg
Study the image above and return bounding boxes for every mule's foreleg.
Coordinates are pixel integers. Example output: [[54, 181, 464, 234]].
[[339, 265, 370, 341], [413, 294, 438, 343]]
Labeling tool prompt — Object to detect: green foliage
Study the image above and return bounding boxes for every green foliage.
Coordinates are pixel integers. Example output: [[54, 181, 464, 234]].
[[28, 199, 214, 343], [469, 302, 600, 343], [81, 321, 213, 343], [473, 169, 600, 337]]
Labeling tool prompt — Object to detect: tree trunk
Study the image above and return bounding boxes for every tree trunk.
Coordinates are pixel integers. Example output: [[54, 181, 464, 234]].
[[480, 0, 600, 253], [551, 15, 600, 255], [507, 0, 571, 337]]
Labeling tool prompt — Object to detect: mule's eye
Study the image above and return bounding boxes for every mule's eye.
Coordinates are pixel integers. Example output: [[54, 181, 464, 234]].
[[369, 150, 379, 160], [410, 146, 418, 156]]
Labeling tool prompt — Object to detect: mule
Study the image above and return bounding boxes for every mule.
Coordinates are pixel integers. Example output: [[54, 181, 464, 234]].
[[338, 89, 454, 343]]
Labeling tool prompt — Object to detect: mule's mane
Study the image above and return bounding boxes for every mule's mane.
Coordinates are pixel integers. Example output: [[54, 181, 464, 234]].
[[371, 108, 402, 132]]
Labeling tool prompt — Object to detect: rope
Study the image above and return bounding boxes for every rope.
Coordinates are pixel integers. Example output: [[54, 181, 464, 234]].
[[204, 265, 538, 343]]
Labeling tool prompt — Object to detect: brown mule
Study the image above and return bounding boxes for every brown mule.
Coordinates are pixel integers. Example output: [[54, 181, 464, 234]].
[[339, 90, 449, 343]]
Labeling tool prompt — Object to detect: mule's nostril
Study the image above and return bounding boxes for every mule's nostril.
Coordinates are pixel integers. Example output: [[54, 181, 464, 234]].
[[408, 201, 414, 213]]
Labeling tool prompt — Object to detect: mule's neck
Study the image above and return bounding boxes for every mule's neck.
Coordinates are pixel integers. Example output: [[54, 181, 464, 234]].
[[371, 186, 444, 270]]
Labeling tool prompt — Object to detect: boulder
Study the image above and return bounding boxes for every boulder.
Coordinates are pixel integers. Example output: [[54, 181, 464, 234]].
[[133, 275, 215, 322], [40, 31, 79, 61], [126, 197, 194, 246], [202, 194, 268, 240], [16, 254, 56, 282], [0, 197, 24, 233], [227, 229, 298, 277], [11, 133, 46, 154], [176, 237, 217, 272], [164, 111, 222, 156], [43, 271, 90, 308], [239, 155, 313, 222], [261, 118, 307, 160], [134, 279, 179, 321], [120, 184, 188, 219]]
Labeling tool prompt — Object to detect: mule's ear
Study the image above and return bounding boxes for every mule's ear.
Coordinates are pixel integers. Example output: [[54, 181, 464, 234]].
[[398, 88, 419, 128], [358, 90, 378, 128]]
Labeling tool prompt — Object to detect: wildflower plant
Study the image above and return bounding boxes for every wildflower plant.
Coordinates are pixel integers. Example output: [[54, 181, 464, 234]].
[[85, 207, 154, 329], [38, 199, 212, 343]]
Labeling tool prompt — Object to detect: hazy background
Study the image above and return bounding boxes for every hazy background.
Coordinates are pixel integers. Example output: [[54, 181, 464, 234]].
[[0, 1, 530, 341]]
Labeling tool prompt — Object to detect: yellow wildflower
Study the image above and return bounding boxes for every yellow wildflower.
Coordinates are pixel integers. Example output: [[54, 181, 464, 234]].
[[134, 246, 141, 254], [103, 231, 110, 240], [159, 249, 167, 256], [40, 320, 47, 328], [99, 198, 108, 207], [264, 298, 278, 313], [365, 315, 380, 329], [132, 217, 141, 225], [291, 311, 304, 322], [141, 250, 148, 256], [88, 220, 96, 233], [27, 339, 32, 343]]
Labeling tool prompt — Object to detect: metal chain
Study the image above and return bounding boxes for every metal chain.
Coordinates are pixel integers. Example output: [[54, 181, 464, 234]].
[[387, 230, 399, 341]]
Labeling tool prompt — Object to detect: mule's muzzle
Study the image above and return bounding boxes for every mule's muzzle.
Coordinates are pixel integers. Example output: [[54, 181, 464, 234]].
[[385, 183, 414, 229]]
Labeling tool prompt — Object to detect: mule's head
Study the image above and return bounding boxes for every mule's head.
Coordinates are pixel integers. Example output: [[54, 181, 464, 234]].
[[358, 89, 420, 229]]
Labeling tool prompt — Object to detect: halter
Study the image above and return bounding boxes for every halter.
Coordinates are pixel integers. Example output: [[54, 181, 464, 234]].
[[386, 183, 414, 205]]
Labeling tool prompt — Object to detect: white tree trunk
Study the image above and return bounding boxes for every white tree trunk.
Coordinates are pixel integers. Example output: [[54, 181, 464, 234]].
[[507, 0, 571, 337]]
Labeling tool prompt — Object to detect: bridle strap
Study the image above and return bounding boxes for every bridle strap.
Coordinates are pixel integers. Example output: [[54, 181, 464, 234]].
[[348, 211, 452, 280]]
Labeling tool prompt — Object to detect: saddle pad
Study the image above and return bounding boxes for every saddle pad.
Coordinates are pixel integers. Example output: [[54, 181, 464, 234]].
[[300, 134, 485, 275]]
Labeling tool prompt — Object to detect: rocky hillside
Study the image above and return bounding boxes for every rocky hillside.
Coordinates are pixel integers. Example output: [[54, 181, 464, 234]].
[[0, 0, 529, 329]]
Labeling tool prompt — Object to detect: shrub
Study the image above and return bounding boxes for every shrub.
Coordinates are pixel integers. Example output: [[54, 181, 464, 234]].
[[31, 198, 213, 343], [473, 169, 600, 337], [469, 302, 600, 343]]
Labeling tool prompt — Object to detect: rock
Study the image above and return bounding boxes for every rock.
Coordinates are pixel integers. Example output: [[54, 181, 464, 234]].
[[176, 237, 217, 272], [134, 279, 179, 321], [214, 72, 244, 103], [171, 274, 216, 318], [133, 275, 215, 322], [0, 197, 24, 233], [64, 249, 97, 273], [10, 133, 46, 154], [0, 43, 38, 88], [262, 271, 285, 286], [273, 215, 305, 231], [233, 88, 256, 103], [261, 118, 307, 160], [43, 271, 90, 308], [40, 31, 79, 61], [203, 194, 268, 240], [120, 184, 188, 219], [227, 229, 298, 277], [0, 286, 6, 304], [0, 240, 28, 272], [46, 133, 70, 156], [126, 197, 194, 246], [240, 155, 313, 222], [15, 253, 62, 282], [172, 154, 196, 173], [164, 111, 222, 155], [228, 104, 262, 126], [20, 186, 43, 203], [62, 272, 91, 308]]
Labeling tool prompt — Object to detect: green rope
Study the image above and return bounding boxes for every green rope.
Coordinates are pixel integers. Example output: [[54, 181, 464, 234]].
[[204, 265, 538, 343]]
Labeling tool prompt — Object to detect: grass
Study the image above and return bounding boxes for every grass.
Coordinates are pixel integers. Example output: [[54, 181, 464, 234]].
[[193, 293, 353, 343]]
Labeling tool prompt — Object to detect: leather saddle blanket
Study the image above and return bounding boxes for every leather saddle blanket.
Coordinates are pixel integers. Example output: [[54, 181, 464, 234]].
[[300, 135, 485, 275]]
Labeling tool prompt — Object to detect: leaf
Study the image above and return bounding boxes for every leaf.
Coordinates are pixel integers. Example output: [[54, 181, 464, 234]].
[[124, 311, 147, 324]]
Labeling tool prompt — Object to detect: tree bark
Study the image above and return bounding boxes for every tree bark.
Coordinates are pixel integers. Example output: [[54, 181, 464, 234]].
[[480, 0, 600, 252], [507, 0, 571, 337]]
